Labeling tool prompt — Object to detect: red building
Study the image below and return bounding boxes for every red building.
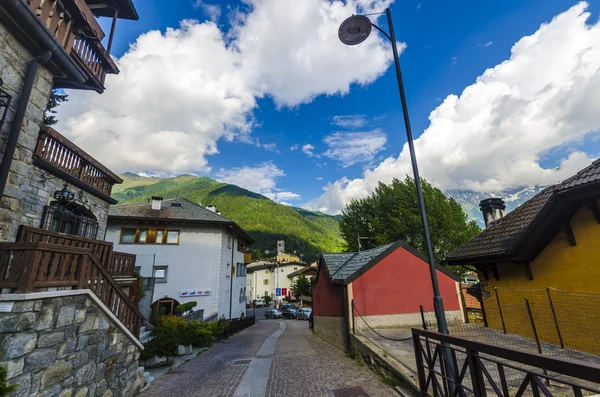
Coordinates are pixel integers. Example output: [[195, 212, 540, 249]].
[[312, 241, 462, 351]]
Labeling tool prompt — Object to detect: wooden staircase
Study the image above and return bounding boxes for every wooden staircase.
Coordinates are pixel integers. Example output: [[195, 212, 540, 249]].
[[0, 226, 142, 337]]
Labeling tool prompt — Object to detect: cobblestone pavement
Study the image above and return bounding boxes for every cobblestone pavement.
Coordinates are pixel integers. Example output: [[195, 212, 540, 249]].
[[140, 319, 397, 397]]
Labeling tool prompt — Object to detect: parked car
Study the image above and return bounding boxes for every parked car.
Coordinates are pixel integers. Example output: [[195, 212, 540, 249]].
[[253, 298, 266, 307], [265, 309, 282, 319], [281, 304, 298, 311], [296, 308, 312, 320], [282, 309, 298, 319]]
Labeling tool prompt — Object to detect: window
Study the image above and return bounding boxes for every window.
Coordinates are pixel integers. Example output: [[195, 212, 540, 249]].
[[263, 279, 270, 285], [154, 266, 168, 283], [138, 229, 148, 243], [121, 229, 136, 244], [119, 228, 180, 245], [227, 236, 232, 249], [41, 202, 99, 239], [166, 230, 180, 244], [236, 263, 246, 277], [294, 267, 297, 270], [134, 266, 141, 275]]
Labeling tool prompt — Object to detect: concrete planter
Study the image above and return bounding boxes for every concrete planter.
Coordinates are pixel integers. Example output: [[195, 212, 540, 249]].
[[177, 344, 193, 356], [140, 355, 168, 368]]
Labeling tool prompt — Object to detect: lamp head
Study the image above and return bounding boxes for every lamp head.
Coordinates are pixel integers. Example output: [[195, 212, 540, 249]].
[[338, 15, 372, 46]]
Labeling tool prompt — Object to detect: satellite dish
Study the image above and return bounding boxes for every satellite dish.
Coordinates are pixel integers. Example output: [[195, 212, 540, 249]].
[[338, 15, 373, 46]]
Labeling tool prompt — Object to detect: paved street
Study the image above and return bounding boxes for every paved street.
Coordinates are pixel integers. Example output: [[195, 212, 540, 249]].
[[140, 319, 396, 397]]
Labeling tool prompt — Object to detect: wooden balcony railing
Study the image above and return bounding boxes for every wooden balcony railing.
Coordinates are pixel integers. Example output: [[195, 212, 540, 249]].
[[17, 226, 135, 279], [34, 127, 122, 201], [26, 0, 119, 91], [0, 242, 142, 336], [108, 252, 136, 278]]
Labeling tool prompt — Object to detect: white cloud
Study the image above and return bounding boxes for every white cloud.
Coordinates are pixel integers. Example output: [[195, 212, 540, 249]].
[[302, 144, 319, 158], [316, 177, 324, 180], [323, 130, 387, 167], [57, 0, 395, 175], [194, 1, 221, 22], [262, 143, 280, 154], [216, 162, 299, 203], [484, 41, 493, 47], [289, 144, 299, 151], [451, 56, 458, 64], [331, 114, 367, 128], [308, 2, 600, 213]]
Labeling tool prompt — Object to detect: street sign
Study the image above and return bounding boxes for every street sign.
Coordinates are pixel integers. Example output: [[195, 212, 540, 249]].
[[282, 288, 287, 296], [276, 288, 281, 296]]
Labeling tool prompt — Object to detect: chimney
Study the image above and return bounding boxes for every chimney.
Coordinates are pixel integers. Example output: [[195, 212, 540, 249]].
[[479, 198, 506, 228], [206, 205, 216, 212], [151, 196, 163, 210]]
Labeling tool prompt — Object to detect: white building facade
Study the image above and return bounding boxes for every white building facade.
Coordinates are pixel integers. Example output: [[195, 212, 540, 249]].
[[105, 197, 252, 320], [247, 261, 306, 303]]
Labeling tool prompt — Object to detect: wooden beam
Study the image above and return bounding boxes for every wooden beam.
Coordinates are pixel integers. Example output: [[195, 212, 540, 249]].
[[480, 265, 489, 281], [490, 264, 500, 281], [563, 221, 577, 246], [586, 201, 600, 223], [106, 8, 119, 53], [515, 261, 534, 281]]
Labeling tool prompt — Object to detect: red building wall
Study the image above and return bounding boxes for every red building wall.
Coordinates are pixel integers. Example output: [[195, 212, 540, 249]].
[[312, 262, 346, 317], [352, 247, 460, 316]]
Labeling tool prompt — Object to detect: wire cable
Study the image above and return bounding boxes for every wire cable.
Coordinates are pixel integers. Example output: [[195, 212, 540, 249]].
[[353, 304, 413, 342]]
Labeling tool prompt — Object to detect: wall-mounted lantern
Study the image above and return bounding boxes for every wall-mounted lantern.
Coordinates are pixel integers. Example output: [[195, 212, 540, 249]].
[[0, 78, 12, 132], [53, 184, 75, 204]]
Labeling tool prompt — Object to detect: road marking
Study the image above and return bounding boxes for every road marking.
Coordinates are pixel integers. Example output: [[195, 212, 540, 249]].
[[233, 321, 286, 397]]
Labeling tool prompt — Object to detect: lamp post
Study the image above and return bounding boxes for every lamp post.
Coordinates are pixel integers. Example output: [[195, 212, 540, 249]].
[[339, 8, 450, 336], [338, 9, 456, 390]]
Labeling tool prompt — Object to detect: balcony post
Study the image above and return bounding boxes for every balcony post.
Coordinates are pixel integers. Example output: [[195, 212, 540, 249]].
[[107, 9, 119, 53]]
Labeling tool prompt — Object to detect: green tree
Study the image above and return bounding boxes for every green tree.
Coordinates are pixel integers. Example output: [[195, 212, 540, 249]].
[[44, 89, 68, 126], [291, 273, 311, 298], [339, 177, 480, 276]]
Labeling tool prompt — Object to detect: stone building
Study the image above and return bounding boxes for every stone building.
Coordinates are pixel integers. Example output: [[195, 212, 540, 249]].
[[0, 1, 145, 396]]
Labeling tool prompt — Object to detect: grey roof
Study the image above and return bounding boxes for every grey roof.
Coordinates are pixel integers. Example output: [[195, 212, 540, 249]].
[[108, 198, 254, 243], [332, 244, 394, 282], [320, 241, 459, 284], [446, 159, 600, 264]]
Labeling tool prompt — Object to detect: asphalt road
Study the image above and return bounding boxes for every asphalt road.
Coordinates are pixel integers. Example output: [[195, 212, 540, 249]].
[[140, 319, 396, 397]]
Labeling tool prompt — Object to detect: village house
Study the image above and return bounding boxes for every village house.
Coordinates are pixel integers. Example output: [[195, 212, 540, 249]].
[[312, 241, 461, 351], [246, 259, 306, 303], [0, 2, 149, 396], [446, 159, 600, 355], [106, 197, 254, 320]]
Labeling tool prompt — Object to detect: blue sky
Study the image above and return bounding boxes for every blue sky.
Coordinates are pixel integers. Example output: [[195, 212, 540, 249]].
[[58, 0, 600, 213]]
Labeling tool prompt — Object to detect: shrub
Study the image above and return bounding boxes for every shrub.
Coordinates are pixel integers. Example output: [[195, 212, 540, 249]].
[[187, 321, 216, 347], [264, 296, 272, 306], [174, 302, 198, 317], [175, 305, 185, 316], [0, 367, 17, 397], [207, 318, 229, 340], [140, 315, 191, 359]]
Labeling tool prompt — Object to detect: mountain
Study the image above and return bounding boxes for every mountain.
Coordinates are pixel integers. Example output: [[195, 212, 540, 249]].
[[447, 185, 546, 226], [111, 174, 345, 260]]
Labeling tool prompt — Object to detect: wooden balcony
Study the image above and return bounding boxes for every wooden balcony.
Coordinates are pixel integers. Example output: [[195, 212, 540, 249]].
[[24, 0, 119, 92], [33, 127, 122, 203], [17, 226, 136, 280], [0, 242, 142, 336]]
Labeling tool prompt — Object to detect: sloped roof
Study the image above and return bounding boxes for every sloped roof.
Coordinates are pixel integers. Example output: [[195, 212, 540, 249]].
[[287, 265, 317, 279], [446, 159, 600, 264], [108, 198, 254, 243], [319, 241, 459, 285]]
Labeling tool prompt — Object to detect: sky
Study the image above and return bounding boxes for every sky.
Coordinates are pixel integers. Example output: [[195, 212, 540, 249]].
[[56, 0, 600, 213]]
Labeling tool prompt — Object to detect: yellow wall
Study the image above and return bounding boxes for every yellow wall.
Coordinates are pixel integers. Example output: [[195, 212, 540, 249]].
[[480, 204, 600, 355], [276, 253, 300, 263]]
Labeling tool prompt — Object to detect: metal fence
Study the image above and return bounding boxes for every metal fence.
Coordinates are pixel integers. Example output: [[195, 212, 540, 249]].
[[221, 316, 256, 338]]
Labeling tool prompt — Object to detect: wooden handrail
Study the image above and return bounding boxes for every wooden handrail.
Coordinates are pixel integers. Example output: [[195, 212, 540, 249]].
[[34, 128, 121, 198], [108, 251, 136, 278], [0, 242, 142, 337]]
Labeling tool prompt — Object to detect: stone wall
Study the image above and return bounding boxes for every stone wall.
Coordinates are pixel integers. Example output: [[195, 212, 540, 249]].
[[0, 291, 144, 397], [314, 316, 348, 352], [0, 20, 111, 242]]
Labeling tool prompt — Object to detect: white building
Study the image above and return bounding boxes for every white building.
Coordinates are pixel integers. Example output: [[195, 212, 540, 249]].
[[105, 197, 253, 320], [246, 260, 307, 303]]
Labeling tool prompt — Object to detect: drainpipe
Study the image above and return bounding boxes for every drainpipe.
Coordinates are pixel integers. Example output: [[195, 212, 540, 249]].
[[229, 236, 235, 319], [0, 50, 52, 198]]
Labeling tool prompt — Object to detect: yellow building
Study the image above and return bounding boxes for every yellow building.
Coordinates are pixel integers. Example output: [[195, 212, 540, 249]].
[[446, 159, 600, 355], [276, 252, 301, 263]]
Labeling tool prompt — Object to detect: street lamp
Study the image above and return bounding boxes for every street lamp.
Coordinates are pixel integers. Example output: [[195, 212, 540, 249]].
[[339, 9, 450, 336]]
